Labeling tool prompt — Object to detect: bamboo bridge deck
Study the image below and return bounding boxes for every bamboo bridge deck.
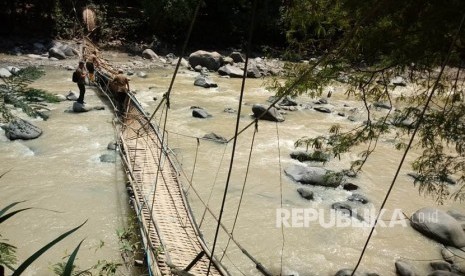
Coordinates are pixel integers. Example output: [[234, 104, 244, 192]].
[[82, 37, 226, 276]]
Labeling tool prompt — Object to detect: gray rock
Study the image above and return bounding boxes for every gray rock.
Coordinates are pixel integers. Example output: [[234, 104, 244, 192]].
[[279, 96, 298, 106], [430, 261, 452, 272], [223, 56, 234, 65], [142, 48, 158, 60], [331, 202, 364, 221], [0, 68, 12, 78], [343, 183, 359, 191], [334, 269, 362, 276], [427, 272, 460, 276], [188, 50, 223, 71], [284, 164, 343, 187], [411, 207, 465, 248], [107, 141, 118, 150], [230, 52, 245, 63], [3, 118, 42, 140], [48, 47, 66, 60], [347, 115, 357, 122], [317, 98, 328, 104], [290, 151, 329, 162], [72, 102, 90, 113], [202, 132, 227, 143], [6, 66, 20, 75], [441, 247, 465, 273], [246, 62, 261, 78], [66, 91, 78, 101], [252, 104, 284, 122], [314, 106, 332, 113], [395, 260, 416, 276], [224, 107, 237, 113], [297, 187, 314, 200], [137, 71, 147, 78], [348, 193, 369, 204], [391, 76, 407, 87], [373, 102, 392, 110], [170, 57, 189, 67], [218, 64, 244, 78], [100, 153, 116, 163], [192, 108, 211, 119], [55, 94, 67, 101], [194, 75, 218, 88], [57, 44, 78, 56], [447, 210, 465, 222]]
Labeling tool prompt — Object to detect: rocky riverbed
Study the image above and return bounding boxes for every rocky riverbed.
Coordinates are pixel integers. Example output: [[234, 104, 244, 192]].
[[2, 39, 465, 275]]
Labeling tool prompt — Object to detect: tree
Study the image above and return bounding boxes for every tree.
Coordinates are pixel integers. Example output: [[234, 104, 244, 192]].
[[273, 0, 465, 203]]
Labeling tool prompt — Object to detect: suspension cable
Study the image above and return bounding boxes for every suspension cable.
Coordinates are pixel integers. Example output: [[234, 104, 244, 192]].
[[207, 0, 258, 274], [145, 0, 202, 245], [351, 13, 465, 275], [199, 145, 228, 228], [186, 138, 200, 194], [275, 122, 285, 275]]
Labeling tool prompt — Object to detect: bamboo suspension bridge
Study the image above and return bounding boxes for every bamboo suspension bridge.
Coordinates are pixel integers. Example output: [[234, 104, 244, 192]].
[[82, 37, 228, 276]]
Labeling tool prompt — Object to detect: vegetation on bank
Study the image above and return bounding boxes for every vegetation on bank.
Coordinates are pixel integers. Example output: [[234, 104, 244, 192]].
[[272, 0, 465, 203]]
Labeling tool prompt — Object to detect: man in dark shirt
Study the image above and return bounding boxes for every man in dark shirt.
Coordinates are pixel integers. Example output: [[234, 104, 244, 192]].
[[76, 61, 87, 104]]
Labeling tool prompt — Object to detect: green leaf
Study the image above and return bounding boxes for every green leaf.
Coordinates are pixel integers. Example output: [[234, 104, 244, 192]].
[[0, 201, 26, 218], [12, 220, 87, 276], [0, 208, 32, 224], [63, 239, 85, 276]]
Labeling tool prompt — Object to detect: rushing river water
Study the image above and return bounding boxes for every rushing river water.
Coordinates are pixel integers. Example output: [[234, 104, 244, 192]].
[[1, 53, 465, 275]]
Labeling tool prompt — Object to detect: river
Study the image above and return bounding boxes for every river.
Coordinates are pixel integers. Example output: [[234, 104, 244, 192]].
[[1, 53, 464, 275]]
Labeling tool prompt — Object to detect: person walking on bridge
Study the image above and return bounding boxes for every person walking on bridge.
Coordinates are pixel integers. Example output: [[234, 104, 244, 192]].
[[110, 69, 130, 114], [76, 61, 87, 104], [86, 50, 99, 83]]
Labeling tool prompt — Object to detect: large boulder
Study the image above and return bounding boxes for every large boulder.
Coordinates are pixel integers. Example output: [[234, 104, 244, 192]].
[[284, 164, 343, 187], [218, 64, 244, 78], [3, 118, 42, 140], [188, 50, 223, 71], [246, 62, 262, 78], [142, 49, 159, 60], [58, 44, 78, 56], [48, 47, 66, 60], [252, 104, 284, 122], [411, 207, 465, 248]]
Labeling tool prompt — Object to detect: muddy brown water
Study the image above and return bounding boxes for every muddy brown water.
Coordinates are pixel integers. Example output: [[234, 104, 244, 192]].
[[1, 53, 464, 275]]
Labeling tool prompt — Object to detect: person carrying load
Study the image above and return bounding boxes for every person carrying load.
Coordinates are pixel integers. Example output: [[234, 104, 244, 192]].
[[110, 69, 130, 114]]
